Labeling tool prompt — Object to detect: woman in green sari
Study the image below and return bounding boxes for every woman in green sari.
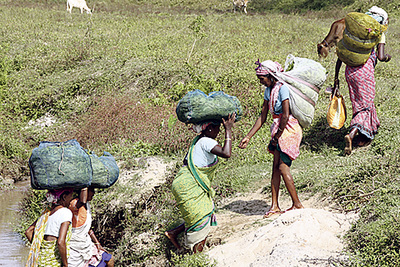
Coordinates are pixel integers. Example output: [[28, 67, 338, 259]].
[[165, 113, 235, 253]]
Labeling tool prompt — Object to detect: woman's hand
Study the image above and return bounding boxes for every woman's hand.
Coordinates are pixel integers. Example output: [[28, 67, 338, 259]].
[[25, 220, 37, 243], [76, 187, 88, 209], [239, 136, 250, 149], [270, 135, 278, 146], [239, 99, 269, 150], [377, 43, 391, 62], [268, 138, 277, 151], [222, 113, 236, 130], [95, 242, 105, 252], [333, 79, 340, 97], [383, 54, 392, 62]]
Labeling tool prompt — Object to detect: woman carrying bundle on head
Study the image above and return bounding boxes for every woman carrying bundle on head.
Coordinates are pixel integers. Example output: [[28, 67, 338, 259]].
[[239, 60, 304, 218], [334, 6, 391, 155], [68, 187, 114, 267], [25, 188, 74, 267], [165, 113, 235, 253]]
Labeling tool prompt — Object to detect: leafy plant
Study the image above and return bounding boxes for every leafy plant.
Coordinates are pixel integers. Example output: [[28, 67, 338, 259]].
[[4, 1, 400, 266], [170, 251, 217, 267], [187, 15, 207, 64]]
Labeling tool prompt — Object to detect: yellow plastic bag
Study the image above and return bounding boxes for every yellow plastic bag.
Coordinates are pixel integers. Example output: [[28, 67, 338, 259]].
[[327, 91, 347, 129]]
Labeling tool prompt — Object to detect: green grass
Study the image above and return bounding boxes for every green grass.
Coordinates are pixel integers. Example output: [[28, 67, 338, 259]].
[[2, 0, 400, 265]]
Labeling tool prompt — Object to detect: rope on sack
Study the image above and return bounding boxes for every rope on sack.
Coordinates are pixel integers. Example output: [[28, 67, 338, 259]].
[[58, 143, 66, 176]]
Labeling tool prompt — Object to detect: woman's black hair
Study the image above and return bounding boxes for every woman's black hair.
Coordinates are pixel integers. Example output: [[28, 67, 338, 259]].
[[201, 122, 221, 134], [260, 74, 274, 80], [59, 190, 73, 201]]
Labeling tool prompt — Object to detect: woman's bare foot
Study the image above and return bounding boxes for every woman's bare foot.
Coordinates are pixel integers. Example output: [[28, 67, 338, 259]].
[[263, 209, 283, 219], [344, 134, 352, 155], [165, 223, 185, 250], [356, 134, 372, 147], [165, 231, 182, 250], [193, 238, 207, 253], [285, 204, 304, 212]]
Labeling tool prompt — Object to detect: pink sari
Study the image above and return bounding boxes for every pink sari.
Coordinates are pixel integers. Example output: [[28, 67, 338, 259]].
[[345, 50, 380, 139], [268, 83, 302, 160]]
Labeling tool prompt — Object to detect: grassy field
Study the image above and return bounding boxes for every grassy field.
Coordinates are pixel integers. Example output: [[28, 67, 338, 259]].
[[1, 0, 400, 265]]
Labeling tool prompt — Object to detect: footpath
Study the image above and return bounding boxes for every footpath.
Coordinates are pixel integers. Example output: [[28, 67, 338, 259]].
[[206, 191, 358, 267], [121, 156, 359, 266]]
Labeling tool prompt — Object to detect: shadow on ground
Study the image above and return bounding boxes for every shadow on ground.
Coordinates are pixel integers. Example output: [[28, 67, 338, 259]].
[[221, 199, 269, 216], [302, 116, 349, 154]]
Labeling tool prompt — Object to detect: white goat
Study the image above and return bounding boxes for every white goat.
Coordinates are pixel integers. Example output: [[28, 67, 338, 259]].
[[233, 0, 248, 14], [67, 0, 91, 14]]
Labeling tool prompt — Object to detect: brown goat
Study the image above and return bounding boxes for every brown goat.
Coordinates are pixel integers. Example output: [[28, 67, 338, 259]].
[[317, 18, 345, 58]]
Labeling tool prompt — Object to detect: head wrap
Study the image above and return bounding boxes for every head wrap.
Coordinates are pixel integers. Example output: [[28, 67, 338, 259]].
[[366, 6, 388, 25], [46, 188, 73, 204], [255, 59, 284, 77]]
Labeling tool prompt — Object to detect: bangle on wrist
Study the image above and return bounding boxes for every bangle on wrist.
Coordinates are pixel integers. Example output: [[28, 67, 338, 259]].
[[278, 127, 283, 132], [225, 138, 231, 141]]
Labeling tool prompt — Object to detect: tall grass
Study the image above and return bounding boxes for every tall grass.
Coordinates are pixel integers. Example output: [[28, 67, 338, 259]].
[[2, 0, 400, 265]]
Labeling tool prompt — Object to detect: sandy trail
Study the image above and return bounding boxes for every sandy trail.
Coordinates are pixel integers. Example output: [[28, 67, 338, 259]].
[[122, 157, 359, 266], [206, 189, 358, 266]]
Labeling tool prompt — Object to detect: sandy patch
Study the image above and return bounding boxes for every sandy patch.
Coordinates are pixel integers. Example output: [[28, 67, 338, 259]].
[[207, 190, 358, 266]]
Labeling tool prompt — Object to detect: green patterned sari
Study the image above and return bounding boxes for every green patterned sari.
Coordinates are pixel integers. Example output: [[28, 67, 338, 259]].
[[172, 136, 218, 231]]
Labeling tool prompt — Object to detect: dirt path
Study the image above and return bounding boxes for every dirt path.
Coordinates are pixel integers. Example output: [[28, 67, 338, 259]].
[[124, 157, 359, 266], [206, 188, 359, 266]]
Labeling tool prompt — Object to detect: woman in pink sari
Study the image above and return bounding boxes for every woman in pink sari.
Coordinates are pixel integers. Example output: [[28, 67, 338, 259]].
[[334, 6, 391, 155], [239, 60, 304, 218]]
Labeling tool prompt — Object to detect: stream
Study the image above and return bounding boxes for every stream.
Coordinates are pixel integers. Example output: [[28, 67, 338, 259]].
[[0, 182, 30, 266]]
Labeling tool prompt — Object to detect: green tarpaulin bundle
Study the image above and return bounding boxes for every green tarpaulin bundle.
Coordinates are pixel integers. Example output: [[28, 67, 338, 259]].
[[29, 139, 119, 190], [337, 12, 387, 66], [176, 90, 242, 124]]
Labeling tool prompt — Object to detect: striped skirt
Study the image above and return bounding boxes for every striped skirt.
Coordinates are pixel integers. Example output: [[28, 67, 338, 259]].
[[345, 50, 380, 139]]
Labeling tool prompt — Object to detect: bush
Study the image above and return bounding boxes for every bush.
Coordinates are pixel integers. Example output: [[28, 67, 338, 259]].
[[69, 93, 194, 157], [5, 1, 400, 266], [345, 196, 400, 266], [16, 189, 48, 241], [171, 251, 217, 267]]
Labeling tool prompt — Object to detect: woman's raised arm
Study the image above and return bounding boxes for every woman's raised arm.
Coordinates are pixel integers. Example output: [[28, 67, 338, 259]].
[[211, 113, 236, 158]]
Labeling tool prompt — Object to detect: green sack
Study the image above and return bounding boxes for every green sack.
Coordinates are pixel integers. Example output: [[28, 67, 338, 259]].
[[345, 12, 387, 40], [337, 12, 387, 67], [336, 39, 371, 67], [29, 139, 92, 190], [176, 90, 242, 124], [89, 152, 120, 188], [29, 139, 119, 190]]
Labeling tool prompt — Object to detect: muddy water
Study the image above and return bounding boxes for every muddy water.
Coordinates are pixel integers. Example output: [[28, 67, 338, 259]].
[[0, 182, 30, 266]]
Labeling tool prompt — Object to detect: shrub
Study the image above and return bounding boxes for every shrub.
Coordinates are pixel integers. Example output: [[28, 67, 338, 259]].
[[70, 93, 194, 157], [171, 251, 217, 267], [16, 189, 48, 241]]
